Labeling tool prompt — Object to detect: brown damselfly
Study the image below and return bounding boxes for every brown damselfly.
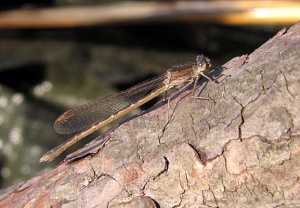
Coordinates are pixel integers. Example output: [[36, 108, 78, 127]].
[[40, 55, 214, 162]]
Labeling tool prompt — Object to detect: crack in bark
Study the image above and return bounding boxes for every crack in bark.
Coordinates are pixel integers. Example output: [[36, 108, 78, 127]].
[[152, 157, 169, 181], [176, 172, 186, 207], [232, 96, 244, 140], [208, 185, 219, 207], [282, 74, 295, 98], [188, 143, 207, 165]]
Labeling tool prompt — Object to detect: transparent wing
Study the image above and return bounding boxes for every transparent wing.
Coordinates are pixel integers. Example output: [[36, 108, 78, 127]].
[[54, 74, 166, 134]]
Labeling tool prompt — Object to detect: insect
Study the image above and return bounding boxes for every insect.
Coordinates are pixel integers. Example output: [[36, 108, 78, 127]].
[[40, 55, 214, 162]]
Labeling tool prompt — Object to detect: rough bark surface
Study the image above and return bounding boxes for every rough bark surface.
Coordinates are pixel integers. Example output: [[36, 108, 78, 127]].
[[0, 22, 300, 208]]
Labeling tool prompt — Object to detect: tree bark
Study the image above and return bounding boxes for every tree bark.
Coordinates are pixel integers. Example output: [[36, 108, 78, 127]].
[[1, 22, 300, 208]]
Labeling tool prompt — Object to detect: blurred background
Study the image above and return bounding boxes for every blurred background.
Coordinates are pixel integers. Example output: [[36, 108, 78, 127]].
[[0, 0, 298, 188]]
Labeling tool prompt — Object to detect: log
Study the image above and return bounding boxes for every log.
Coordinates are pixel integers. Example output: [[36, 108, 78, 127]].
[[0, 22, 299, 208]]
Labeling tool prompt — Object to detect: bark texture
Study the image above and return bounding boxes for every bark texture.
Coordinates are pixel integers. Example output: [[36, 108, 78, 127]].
[[0, 23, 300, 208]]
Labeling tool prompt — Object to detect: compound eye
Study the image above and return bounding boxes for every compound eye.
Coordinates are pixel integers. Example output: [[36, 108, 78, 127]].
[[196, 55, 204, 66], [197, 60, 203, 66]]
